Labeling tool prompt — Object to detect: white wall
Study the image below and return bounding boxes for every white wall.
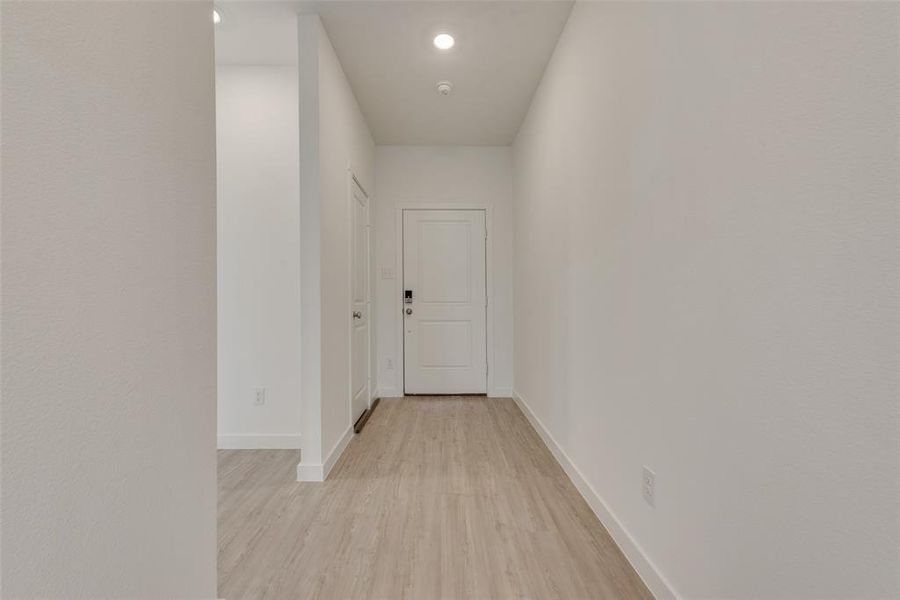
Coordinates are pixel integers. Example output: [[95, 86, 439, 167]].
[[318, 18, 376, 462], [374, 146, 514, 397], [216, 65, 302, 449], [1, 2, 217, 596], [513, 3, 899, 599], [298, 15, 375, 479]]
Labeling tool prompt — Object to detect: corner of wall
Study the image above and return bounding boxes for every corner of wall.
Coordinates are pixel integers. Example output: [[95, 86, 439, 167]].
[[296, 426, 354, 482], [298, 13, 324, 470], [296, 13, 377, 481]]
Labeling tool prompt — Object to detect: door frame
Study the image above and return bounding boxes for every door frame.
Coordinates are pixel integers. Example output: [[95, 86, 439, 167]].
[[394, 202, 495, 396], [349, 167, 372, 425]]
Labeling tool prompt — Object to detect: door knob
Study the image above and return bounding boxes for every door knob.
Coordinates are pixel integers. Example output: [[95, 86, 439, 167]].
[[353, 311, 362, 319], [405, 308, 413, 315]]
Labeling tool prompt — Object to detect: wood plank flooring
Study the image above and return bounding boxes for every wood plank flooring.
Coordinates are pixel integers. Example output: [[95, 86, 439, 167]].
[[218, 397, 652, 600]]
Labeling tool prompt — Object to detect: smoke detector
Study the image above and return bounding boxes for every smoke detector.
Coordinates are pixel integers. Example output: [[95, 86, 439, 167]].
[[436, 81, 453, 96]]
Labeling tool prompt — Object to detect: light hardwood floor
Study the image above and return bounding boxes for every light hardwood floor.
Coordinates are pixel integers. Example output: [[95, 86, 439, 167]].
[[218, 397, 651, 599]]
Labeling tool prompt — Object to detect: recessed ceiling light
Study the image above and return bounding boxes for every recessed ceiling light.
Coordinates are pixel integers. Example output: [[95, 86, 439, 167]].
[[433, 33, 455, 50], [213, 9, 222, 24]]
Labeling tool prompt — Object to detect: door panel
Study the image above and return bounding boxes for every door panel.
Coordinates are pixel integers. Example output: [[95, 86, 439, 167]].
[[418, 321, 472, 367], [403, 209, 486, 394], [418, 221, 472, 303], [350, 178, 369, 424]]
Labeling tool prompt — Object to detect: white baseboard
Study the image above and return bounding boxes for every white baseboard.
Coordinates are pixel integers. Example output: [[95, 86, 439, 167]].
[[512, 390, 679, 600], [323, 425, 353, 479], [296, 425, 354, 482], [218, 434, 301, 450], [376, 387, 513, 398], [296, 462, 323, 481]]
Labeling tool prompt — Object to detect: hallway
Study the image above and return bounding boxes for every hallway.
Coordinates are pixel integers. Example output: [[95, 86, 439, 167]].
[[5, 2, 899, 597], [218, 397, 651, 599]]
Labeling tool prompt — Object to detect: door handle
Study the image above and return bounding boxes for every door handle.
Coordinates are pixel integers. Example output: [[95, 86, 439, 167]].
[[353, 311, 362, 319], [405, 308, 413, 315]]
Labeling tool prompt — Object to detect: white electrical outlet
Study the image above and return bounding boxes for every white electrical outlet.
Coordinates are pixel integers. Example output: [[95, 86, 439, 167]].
[[642, 466, 656, 507], [381, 267, 394, 280], [386, 358, 393, 370], [255, 388, 266, 406]]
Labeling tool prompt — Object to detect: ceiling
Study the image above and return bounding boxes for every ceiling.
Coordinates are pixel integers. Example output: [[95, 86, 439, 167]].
[[215, 1, 573, 146]]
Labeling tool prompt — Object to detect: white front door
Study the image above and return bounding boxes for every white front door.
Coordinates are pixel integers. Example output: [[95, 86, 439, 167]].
[[350, 177, 370, 424], [403, 209, 487, 394]]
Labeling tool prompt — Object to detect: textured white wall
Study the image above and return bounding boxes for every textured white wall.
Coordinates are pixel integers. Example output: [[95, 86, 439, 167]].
[[216, 65, 302, 449], [1, 2, 217, 596], [374, 146, 514, 397], [298, 15, 324, 469], [298, 16, 375, 475], [318, 19, 376, 459], [513, 2, 900, 598]]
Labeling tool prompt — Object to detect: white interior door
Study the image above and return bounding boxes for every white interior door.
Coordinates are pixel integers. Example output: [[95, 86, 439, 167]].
[[403, 209, 487, 394], [350, 177, 370, 424]]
